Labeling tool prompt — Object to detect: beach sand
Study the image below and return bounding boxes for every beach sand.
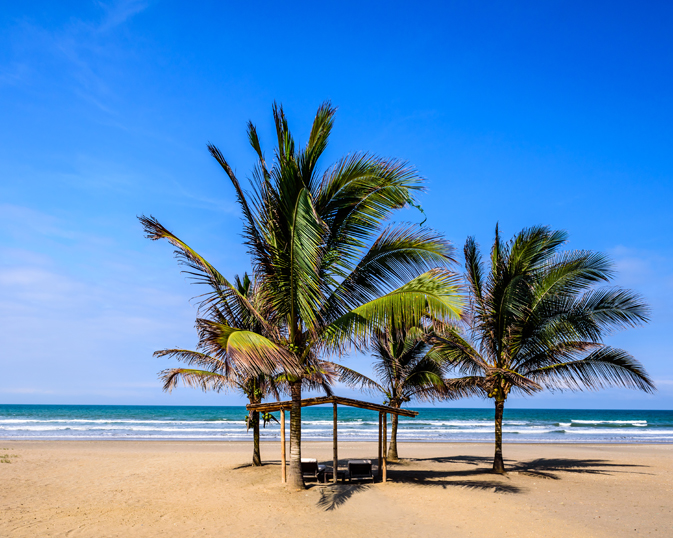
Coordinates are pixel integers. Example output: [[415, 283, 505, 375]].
[[1, 441, 671, 537]]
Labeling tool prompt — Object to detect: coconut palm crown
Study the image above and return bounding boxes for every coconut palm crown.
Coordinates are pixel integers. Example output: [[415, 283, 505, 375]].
[[434, 225, 655, 473], [154, 272, 330, 467], [337, 324, 481, 461], [140, 102, 463, 489]]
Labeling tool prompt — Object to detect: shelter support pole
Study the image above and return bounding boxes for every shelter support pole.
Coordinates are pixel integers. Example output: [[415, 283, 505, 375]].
[[382, 412, 387, 483], [280, 409, 286, 483], [333, 402, 338, 483], [378, 412, 383, 480]]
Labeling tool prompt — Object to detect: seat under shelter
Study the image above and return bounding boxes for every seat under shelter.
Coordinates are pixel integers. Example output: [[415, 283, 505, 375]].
[[246, 395, 418, 484]]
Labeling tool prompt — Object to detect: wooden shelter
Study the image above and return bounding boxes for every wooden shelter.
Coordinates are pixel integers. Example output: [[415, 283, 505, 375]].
[[246, 395, 418, 484]]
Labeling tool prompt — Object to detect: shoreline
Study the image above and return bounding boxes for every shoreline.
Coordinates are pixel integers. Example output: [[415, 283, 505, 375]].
[[2, 438, 673, 445]]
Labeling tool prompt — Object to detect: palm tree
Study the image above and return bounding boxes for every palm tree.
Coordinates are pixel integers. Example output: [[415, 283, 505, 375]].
[[158, 350, 280, 466], [434, 225, 655, 473], [155, 272, 333, 466], [153, 272, 282, 466], [336, 325, 479, 461], [140, 102, 462, 489]]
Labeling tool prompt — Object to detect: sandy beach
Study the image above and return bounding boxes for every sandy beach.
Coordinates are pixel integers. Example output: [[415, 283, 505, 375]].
[[0, 441, 671, 537]]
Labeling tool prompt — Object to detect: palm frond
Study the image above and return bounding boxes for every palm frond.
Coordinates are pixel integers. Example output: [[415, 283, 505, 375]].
[[300, 101, 336, 191], [154, 348, 228, 373], [138, 215, 275, 335], [197, 319, 298, 376], [160, 368, 234, 393], [408, 375, 485, 401], [327, 363, 384, 394], [508, 225, 568, 274], [323, 225, 455, 320], [572, 288, 650, 332], [315, 154, 424, 273], [485, 367, 541, 396], [321, 269, 463, 352], [464, 236, 486, 316], [272, 101, 295, 161], [284, 187, 326, 331], [207, 144, 268, 262], [247, 121, 271, 182], [430, 329, 490, 376], [442, 376, 488, 399], [527, 346, 656, 393]]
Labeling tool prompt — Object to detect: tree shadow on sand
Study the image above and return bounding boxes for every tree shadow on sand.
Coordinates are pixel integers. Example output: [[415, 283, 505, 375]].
[[509, 457, 652, 480], [390, 468, 523, 493], [394, 455, 651, 485], [405, 455, 494, 466], [232, 460, 284, 470], [316, 484, 370, 511]]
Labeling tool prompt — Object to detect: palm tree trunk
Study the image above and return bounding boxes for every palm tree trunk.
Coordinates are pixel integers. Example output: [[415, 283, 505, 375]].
[[252, 410, 261, 467], [387, 407, 399, 461], [493, 399, 506, 474], [288, 381, 305, 490]]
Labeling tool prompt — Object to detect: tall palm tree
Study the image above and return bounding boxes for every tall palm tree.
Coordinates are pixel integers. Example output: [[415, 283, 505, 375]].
[[140, 102, 462, 489], [337, 324, 479, 461], [434, 225, 655, 473]]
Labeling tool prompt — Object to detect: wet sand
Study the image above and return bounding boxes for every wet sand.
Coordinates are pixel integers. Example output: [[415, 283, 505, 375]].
[[1, 441, 671, 537]]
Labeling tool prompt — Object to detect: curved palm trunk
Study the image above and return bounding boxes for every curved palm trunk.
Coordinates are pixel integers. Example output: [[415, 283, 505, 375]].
[[252, 410, 261, 467], [288, 381, 305, 490], [387, 404, 400, 461], [493, 399, 506, 474]]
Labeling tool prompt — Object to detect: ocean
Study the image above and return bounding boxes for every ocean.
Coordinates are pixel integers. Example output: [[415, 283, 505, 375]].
[[1, 405, 671, 443]]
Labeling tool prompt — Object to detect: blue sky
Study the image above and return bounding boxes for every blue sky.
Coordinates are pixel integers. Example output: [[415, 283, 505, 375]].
[[1, 0, 671, 408]]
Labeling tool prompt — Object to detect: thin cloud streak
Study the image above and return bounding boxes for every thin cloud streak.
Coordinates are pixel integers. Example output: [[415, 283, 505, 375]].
[[0, 0, 150, 112]]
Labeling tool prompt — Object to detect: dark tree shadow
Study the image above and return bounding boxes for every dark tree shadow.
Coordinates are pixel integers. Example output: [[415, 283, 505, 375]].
[[393, 455, 651, 485], [406, 455, 494, 466], [316, 484, 370, 511], [232, 460, 283, 470], [390, 469, 523, 493], [232, 463, 257, 470], [510, 458, 652, 479]]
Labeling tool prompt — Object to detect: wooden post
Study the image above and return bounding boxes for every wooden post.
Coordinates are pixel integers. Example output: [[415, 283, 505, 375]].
[[333, 402, 338, 484], [378, 412, 383, 480], [382, 413, 388, 483], [280, 409, 286, 483]]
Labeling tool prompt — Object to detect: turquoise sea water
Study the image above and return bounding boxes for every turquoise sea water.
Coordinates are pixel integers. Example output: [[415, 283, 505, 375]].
[[1, 405, 671, 443]]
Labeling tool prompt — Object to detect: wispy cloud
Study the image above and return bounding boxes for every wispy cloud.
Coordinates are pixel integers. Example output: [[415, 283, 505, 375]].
[[0, 62, 30, 86], [0, 203, 116, 247], [97, 0, 151, 32], [0, 387, 55, 395], [0, 0, 151, 112]]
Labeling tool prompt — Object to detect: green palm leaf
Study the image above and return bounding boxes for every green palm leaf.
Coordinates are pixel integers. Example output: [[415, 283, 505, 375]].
[[197, 319, 299, 376], [527, 346, 655, 393], [323, 225, 455, 319], [321, 269, 463, 350], [435, 225, 654, 473]]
